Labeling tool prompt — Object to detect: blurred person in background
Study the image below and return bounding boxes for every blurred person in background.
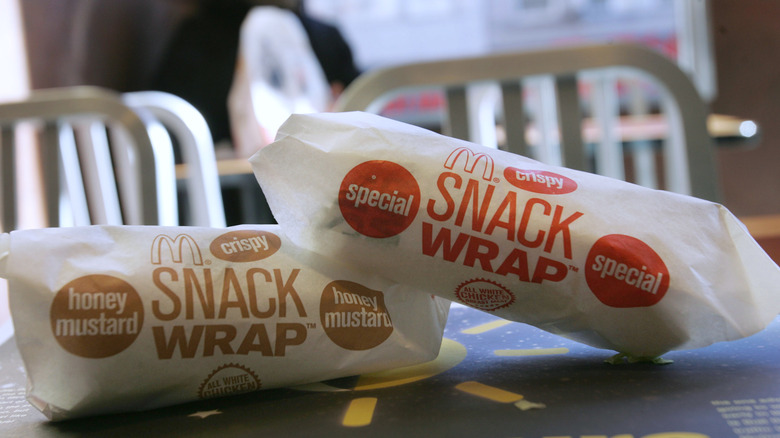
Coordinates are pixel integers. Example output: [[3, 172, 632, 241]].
[[150, 0, 359, 149]]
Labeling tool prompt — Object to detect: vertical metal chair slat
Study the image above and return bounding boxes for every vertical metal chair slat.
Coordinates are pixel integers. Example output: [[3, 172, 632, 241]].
[[531, 77, 564, 167], [73, 120, 123, 224], [444, 85, 470, 142], [465, 84, 499, 148], [659, 86, 692, 195], [625, 79, 659, 190], [554, 74, 586, 172], [107, 121, 142, 225], [500, 80, 528, 157], [138, 112, 178, 226], [41, 121, 61, 227], [1, 126, 16, 231], [589, 74, 624, 180], [58, 121, 91, 227]]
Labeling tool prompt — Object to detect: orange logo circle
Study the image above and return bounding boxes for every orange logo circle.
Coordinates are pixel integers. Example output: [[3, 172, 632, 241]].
[[50, 275, 144, 358], [339, 160, 420, 238], [585, 234, 670, 308], [320, 280, 393, 350]]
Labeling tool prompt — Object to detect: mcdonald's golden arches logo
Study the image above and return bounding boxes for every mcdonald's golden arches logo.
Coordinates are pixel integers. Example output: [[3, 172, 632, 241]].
[[443, 147, 495, 181], [150, 234, 204, 265]]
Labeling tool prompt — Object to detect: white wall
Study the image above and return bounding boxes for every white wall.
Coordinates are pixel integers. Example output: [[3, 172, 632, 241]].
[[305, 0, 682, 71], [0, 0, 29, 101]]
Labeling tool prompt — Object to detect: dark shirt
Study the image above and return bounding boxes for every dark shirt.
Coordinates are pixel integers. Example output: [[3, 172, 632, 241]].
[[296, 12, 360, 88]]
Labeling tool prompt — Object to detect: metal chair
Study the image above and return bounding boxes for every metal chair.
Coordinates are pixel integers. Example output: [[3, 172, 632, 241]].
[[0, 86, 224, 231], [334, 43, 721, 202]]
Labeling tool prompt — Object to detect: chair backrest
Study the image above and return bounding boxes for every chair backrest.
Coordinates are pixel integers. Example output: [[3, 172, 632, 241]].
[[334, 43, 721, 202], [228, 6, 331, 157], [0, 86, 224, 231]]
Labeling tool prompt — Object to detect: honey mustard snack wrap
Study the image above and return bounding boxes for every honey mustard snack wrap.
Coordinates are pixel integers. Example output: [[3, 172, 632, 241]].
[[0, 225, 449, 420], [250, 111, 780, 359]]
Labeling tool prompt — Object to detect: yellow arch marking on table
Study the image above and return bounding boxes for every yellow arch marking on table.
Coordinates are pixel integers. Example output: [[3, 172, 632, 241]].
[[342, 397, 377, 427], [461, 319, 512, 335], [293, 338, 466, 392], [353, 338, 466, 390], [455, 381, 524, 403]]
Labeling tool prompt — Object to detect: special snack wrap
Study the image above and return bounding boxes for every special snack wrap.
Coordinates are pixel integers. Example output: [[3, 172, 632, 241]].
[[0, 225, 449, 420], [251, 111, 780, 359]]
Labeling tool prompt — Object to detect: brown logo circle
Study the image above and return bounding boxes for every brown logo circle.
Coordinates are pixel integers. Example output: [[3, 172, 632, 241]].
[[199, 363, 261, 399], [50, 275, 144, 358], [320, 280, 393, 350], [209, 230, 282, 262]]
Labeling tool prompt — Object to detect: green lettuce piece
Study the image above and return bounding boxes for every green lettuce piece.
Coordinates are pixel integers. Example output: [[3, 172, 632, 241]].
[[605, 352, 673, 365]]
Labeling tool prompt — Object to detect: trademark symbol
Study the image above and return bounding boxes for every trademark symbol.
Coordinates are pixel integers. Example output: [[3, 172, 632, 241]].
[[568, 265, 579, 272], [493, 177, 500, 183], [205, 259, 212, 265], [307, 322, 317, 329]]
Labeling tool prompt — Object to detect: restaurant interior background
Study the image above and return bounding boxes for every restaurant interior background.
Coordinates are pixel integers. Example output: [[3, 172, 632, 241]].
[[0, 0, 775, 231], [2, 0, 778, 219]]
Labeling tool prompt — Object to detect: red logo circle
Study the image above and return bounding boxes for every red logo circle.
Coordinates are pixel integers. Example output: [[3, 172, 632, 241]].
[[454, 278, 515, 311], [503, 167, 578, 194], [585, 235, 670, 308], [339, 160, 420, 238]]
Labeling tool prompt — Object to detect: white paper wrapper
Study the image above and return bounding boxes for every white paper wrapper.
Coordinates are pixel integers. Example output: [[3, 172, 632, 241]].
[[0, 224, 449, 420], [251, 111, 780, 359]]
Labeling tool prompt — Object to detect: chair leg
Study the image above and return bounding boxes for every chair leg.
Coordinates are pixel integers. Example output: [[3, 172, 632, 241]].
[[41, 122, 61, 227]]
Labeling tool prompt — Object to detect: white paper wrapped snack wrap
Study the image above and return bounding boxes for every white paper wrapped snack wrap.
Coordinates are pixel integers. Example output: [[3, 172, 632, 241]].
[[0, 225, 449, 420], [250, 111, 780, 359]]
